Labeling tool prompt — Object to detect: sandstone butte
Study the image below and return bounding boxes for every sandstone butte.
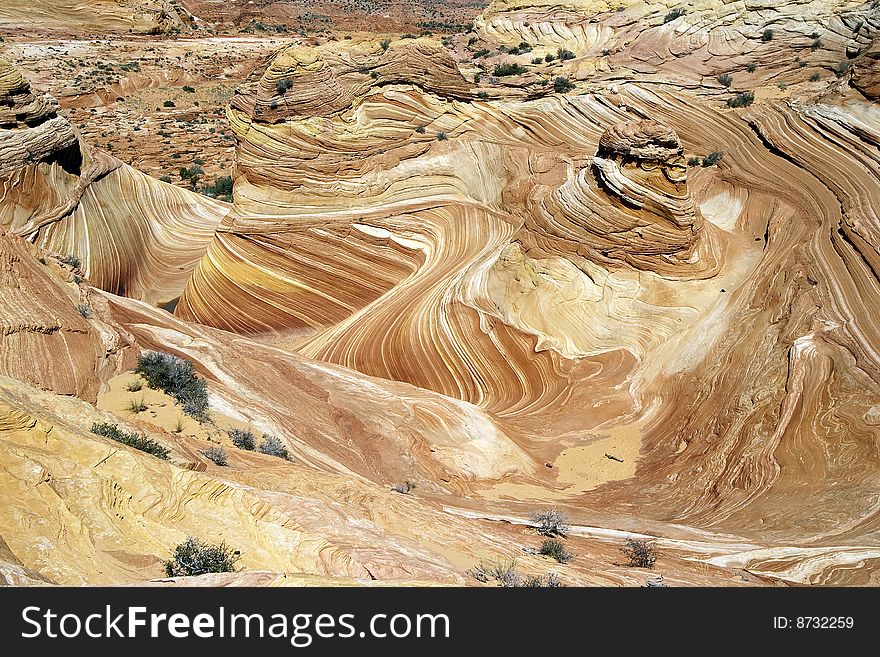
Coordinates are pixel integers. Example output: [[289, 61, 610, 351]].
[[0, 0, 879, 587]]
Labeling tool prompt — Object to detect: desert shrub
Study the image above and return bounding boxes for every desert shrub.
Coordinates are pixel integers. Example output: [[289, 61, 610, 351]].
[[702, 151, 724, 166], [276, 77, 293, 95], [258, 434, 291, 460], [61, 254, 82, 270], [473, 72, 482, 83], [476, 91, 489, 99], [163, 100, 175, 107], [494, 62, 528, 76], [762, 28, 774, 42], [518, 41, 532, 53], [163, 537, 240, 577], [159, 175, 173, 183], [77, 304, 92, 319], [545, 52, 556, 62], [834, 60, 850, 78], [126, 397, 148, 414], [415, 125, 426, 133], [809, 72, 821, 81], [203, 447, 228, 466], [436, 131, 448, 141], [554, 76, 575, 93], [530, 508, 568, 537], [469, 559, 562, 587], [469, 559, 521, 587], [392, 481, 416, 494], [557, 48, 575, 61], [203, 176, 233, 201], [718, 73, 733, 87], [664, 8, 685, 23], [380, 39, 390, 51], [182, 85, 195, 93], [473, 49, 491, 59], [746, 63, 757, 73], [811, 38, 822, 51], [622, 538, 658, 568], [522, 573, 562, 587], [91, 421, 169, 459], [687, 156, 701, 166], [532, 56, 543, 64], [229, 428, 256, 450], [727, 91, 754, 107], [135, 351, 209, 421], [126, 376, 144, 391], [539, 538, 573, 563]]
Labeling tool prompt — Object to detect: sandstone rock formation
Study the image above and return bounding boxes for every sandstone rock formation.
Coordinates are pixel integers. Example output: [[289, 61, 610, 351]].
[[0, 59, 227, 305], [2, 0, 880, 587]]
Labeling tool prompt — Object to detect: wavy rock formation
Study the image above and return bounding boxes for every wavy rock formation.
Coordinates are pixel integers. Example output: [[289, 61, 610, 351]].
[[0, 59, 226, 305], [0, 1, 197, 34], [2, 0, 880, 587]]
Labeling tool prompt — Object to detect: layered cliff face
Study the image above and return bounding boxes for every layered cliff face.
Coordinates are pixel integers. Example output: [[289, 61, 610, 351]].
[[0, 59, 227, 305], [2, 0, 880, 587], [0, 1, 196, 34]]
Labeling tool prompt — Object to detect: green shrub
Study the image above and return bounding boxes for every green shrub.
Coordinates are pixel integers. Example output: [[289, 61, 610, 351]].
[[554, 76, 575, 93], [702, 151, 724, 166], [493, 62, 528, 76], [380, 39, 390, 51], [687, 156, 701, 166], [163, 100, 175, 108], [135, 351, 209, 421], [159, 175, 173, 183], [91, 421, 169, 459], [664, 8, 685, 23], [203, 176, 233, 201], [415, 125, 426, 133], [436, 131, 448, 141], [762, 28, 774, 42], [834, 61, 850, 78], [557, 48, 575, 61], [182, 85, 195, 93], [228, 428, 256, 450], [531, 56, 543, 64], [275, 77, 293, 95], [163, 537, 240, 577], [258, 434, 291, 460], [718, 73, 733, 87], [476, 91, 489, 99], [727, 91, 754, 107], [540, 538, 573, 563], [545, 52, 556, 62]]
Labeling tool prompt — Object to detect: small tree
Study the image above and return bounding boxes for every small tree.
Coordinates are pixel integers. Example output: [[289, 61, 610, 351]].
[[622, 538, 657, 568], [163, 537, 240, 577], [530, 509, 568, 537]]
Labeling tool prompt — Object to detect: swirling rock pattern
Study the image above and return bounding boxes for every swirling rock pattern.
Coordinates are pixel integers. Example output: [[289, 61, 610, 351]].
[[2, 0, 880, 586]]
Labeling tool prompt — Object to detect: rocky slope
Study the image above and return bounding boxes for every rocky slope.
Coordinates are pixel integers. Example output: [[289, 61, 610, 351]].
[[1, 0, 880, 586]]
